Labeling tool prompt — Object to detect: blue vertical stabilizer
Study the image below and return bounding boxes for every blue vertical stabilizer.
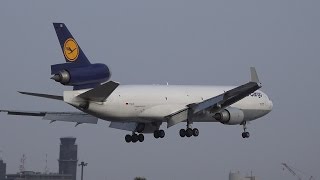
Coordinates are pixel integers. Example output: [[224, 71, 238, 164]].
[[51, 23, 111, 90], [53, 23, 91, 65]]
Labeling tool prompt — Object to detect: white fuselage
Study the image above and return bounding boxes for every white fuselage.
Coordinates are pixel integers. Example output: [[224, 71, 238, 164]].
[[64, 85, 273, 124]]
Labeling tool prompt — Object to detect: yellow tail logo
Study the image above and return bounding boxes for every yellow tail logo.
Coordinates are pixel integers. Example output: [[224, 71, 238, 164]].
[[63, 38, 79, 62]]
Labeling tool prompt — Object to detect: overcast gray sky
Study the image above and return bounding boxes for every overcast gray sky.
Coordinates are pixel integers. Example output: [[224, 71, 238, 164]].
[[0, 0, 319, 180]]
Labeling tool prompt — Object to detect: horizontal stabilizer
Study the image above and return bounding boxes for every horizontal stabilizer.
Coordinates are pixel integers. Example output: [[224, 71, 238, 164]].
[[19, 92, 63, 101], [0, 110, 98, 124], [77, 81, 119, 102]]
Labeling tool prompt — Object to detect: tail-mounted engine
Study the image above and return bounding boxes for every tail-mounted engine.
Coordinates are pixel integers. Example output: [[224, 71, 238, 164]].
[[213, 107, 244, 125], [51, 63, 111, 88]]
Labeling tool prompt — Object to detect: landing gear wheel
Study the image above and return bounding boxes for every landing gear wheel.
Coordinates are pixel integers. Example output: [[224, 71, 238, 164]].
[[245, 132, 250, 138], [186, 128, 193, 137], [154, 130, 165, 139], [241, 121, 250, 138], [159, 130, 165, 138], [132, 134, 138, 142], [138, 134, 144, 142], [125, 134, 132, 143], [179, 129, 186, 137], [154, 130, 160, 139], [242, 132, 246, 138], [242, 132, 250, 138], [192, 128, 199, 137]]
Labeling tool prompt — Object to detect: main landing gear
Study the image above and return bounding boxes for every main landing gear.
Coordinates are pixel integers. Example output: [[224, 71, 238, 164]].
[[179, 120, 199, 138], [125, 133, 144, 143], [241, 121, 250, 138], [153, 129, 165, 139], [179, 128, 199, 137], [125, 130, 165, 143]]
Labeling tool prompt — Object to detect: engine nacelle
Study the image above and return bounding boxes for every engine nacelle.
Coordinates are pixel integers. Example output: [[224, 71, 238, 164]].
[[51, 63, 111, 86], [213, 107, 244, 125]]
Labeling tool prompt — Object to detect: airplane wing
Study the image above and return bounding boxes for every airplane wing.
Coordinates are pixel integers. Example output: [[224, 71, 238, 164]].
[[0, 110, 98, 126], [166, 67, 262, 128]]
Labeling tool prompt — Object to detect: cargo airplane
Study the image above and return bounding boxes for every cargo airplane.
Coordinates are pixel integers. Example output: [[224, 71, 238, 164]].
[[0, 23, 273, 143]]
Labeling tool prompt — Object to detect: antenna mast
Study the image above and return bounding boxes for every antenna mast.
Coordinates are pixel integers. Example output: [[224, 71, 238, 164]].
[[44, 154, 49, 174], [19, 154, 26, 173]]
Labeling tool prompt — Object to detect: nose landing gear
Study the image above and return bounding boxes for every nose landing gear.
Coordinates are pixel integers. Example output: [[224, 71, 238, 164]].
[[241, 121, 250, 138], [242, 132, 250, 138]]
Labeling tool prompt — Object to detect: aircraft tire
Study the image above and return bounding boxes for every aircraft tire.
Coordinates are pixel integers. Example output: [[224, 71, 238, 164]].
[[132, 134, 139, 142], [125, 134, 132, 143], [153, 130, 160, 139], [192, 128, 199, 137], [242, 132, 250, 138], [242, 132, 246, 138], [159, 130, 165, 138], [245, 132, 250, 138], [138, 134, 144, 142], [186, 128, 193, 137], [179, 129, 186, 137]]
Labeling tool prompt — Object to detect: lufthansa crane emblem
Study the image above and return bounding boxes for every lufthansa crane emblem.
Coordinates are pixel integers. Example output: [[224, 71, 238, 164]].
[[63, 38, 79, 61]]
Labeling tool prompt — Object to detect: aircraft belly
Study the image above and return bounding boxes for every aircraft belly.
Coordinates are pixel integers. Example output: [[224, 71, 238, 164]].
[[139, 104, 186, 120], [86, 102, 160, 123]]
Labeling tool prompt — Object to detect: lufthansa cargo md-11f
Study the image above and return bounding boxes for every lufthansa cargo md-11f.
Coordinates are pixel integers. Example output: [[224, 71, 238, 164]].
[[0, 23, 273, 143]]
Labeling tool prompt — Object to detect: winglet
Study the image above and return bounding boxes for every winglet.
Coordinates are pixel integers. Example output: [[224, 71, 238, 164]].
[[250, 67, 261, 86]]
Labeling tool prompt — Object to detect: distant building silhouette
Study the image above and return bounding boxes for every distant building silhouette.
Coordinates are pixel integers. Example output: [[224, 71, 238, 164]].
[[0, 160, 6, 180], [58, 137, 78, 180]]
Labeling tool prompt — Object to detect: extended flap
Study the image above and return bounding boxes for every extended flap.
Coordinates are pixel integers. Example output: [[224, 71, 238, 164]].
[[166, 108, 188, 128]]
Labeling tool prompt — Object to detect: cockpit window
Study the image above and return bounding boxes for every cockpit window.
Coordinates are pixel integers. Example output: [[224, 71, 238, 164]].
[[250, 92, 262, 98]]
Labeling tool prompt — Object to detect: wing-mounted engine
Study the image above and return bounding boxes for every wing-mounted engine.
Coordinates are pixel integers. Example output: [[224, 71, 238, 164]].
[[51, 63, 111, 89], [213, 107, 244, 125]]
